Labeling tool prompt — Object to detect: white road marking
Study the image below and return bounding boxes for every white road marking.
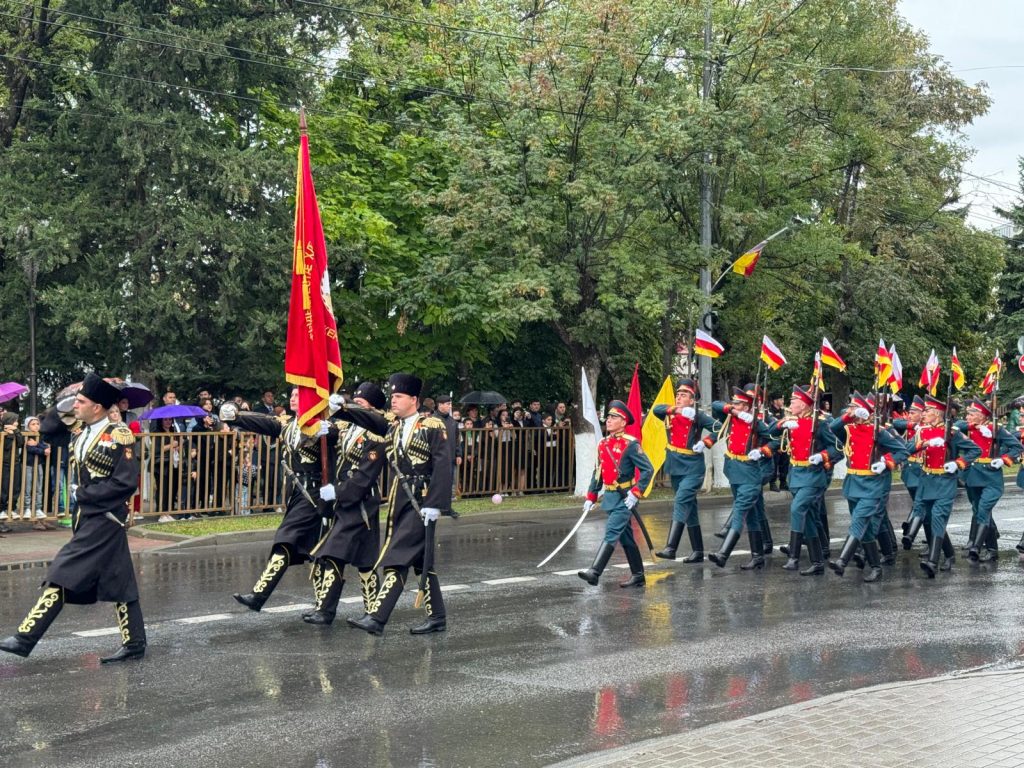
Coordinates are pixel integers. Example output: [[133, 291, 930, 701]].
[[554, 569, 580, 576], [176, 613, 232, 624], [340, 596, 363, 604], [73, 627, 121, 638], [262, 603, 310, 613], [441, 584, 471, 592], [482, 576, 537, 585]]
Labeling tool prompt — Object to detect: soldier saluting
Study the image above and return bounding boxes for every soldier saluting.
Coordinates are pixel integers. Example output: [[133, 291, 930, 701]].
[[336, 374, 453, 636], [1, 374, 146, 662], [303, 382, 390, 626], [224, 387, 337, 612]]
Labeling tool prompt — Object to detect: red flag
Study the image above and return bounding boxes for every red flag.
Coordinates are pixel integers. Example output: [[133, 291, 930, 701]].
[[625, 363, 643, 441], [285, 116, 343, 436]]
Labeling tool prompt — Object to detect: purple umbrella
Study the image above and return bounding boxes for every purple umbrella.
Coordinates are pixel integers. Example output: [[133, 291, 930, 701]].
[[0, 382, 28, 404], [140, 404, 209, 420], [117, 382, 154, 409]]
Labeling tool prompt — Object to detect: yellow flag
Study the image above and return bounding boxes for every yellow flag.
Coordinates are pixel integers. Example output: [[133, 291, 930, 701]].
[[640, 376, 676, 496]]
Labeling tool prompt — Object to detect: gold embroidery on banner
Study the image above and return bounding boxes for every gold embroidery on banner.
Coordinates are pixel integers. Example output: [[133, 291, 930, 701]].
[[18, 587, 61, 635], [254, 553, 288, 594], [115, 602, 131, 644]]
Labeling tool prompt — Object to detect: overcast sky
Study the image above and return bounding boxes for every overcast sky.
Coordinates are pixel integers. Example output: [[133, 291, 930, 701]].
[[898, 0, 1023, 231]]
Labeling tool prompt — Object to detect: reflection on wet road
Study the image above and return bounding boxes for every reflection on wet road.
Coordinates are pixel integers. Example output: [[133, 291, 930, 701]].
[[2, 492, 1023, 767]]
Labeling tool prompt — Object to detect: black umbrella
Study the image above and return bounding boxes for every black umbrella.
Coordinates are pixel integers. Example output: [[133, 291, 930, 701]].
[[459, 390, 508, 406], [118, 382, 154, 409]]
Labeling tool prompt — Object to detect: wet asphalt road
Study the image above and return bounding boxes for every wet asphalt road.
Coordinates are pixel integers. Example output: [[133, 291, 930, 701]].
[[2, 491, 1024, 768]]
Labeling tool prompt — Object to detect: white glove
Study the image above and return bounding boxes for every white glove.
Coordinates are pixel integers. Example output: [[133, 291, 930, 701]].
[[990, 457, 1004, 470], [979, 425, 992, 438], [736, 410, 754, 424], [624, 493, 639, 510], [808, 453, 824, 466], [583, 499, 595, 514], [747, 449, 763, 461], [781, 420, 798, 430], [328, 393, 346, 412], [870, 460, 887, 475], [70, 484, 79, 501], [853, 407, 870, 421], [319, 484, 336, 501], [680, 406, 696, 419], [693, 441, 706, 454], [926, 437, 945, 448], [421, 507, 441, 525], [943, 461, 959, 474], [317, 419, 332, 437]]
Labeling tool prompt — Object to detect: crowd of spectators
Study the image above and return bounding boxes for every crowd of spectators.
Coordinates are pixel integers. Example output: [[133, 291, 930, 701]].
[[0, 385, 576, 532]]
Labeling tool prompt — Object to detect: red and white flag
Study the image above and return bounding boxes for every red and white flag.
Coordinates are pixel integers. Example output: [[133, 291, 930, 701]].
[[760, 335, 787, 371], [918, 349, 940, 396], [888, 344, 903, 394]]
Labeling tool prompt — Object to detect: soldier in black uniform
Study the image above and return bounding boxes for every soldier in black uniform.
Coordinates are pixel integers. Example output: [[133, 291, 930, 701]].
[[224, 387, 337, 612], [335, 374, 453, 636], [303, 382, 389, 626], [0, 374, 146, 662]]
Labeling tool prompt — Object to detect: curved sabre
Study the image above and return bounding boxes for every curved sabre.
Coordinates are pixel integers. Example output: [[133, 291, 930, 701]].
[[537, 505, 593, 568]]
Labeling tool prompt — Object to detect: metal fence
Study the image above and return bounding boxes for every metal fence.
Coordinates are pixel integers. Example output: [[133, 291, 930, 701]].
[[0, 425, 577, 522]]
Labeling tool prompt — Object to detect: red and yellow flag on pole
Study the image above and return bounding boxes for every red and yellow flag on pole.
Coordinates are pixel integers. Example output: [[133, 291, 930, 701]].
[[760, 335, 787, 371], [919, 349, 940, 395], [874, 338, 893, 390], [820, 337, 847, 371], [980, 353, 1001, 395], [950, 347, 966, 391], [285, 112, 344, 436], [732, 240, 767, 277]]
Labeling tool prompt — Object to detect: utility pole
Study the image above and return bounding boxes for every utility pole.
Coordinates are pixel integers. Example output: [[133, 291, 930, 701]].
[[698, 0, 714, 405]]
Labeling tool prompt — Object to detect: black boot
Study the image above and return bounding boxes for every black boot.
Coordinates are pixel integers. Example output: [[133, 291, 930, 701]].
[[980, 524, 1000, 562], [358, 569, 379, 614], [828, 536, 861, 577], [761, 517, 774, 555], [967, 524, 989, 562], [965, 517, 977, 552], [302, 559, 326, 620], [862, 541, 883, 583], [578, 542, 615, 586], [709, 528, 741, 568], [769, 481, 780, 492], [0, 586, 64, 658], [902, 517, 923, 550], [682, 525, 704, 563], [1016, 529, 1024, 555], [348, 567, 405, 635], [714, 521, 729, 540], [234, 546, 290, 612], [656, 521, 684, 560], [782, 531, 803, 571], [620, 545, 646, 587], [304, 559, 345, 625], [920, 534, 943, 579], [800, 535, 825, 576], [101, 601, 147, 663], [818, 505, 832, 559], [920, 523, 934, 558], [740, 531, 765, 571], [878, 525, 896, 566], [851, 543, 865, 570], [410, 572, 447, 634], [940, 533, 956, 571]]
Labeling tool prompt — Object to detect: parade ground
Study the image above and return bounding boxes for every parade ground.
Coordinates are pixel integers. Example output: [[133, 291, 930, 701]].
[[3, 489, 1024, 768]]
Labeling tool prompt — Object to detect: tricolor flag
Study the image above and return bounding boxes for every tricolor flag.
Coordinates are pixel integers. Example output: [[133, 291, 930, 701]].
[[888, 344, 903, 394], [950, 348, 966, 391], [811, 353, 825, 392], [919, 349, 940, 395], [732, 240, 767, 277], [760, 335, 788, 371], [874, 339, 893, 390], [285, 113, 344, 435], [980, 353, 1002, 396], [820, 337, 847, 371], [694, 329, 725, 358]]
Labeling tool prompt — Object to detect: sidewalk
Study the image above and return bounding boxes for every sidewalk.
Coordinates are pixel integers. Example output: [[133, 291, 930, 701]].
[[548, 668, 1024, 768], [0, 525, 172, 569]]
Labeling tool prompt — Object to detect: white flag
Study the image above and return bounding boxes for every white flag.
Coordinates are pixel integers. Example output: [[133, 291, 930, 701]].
[[580, 367, 602, 437]]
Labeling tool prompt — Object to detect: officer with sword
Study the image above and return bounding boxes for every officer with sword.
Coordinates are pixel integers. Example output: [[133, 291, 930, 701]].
[[573, 400, 655, 588]]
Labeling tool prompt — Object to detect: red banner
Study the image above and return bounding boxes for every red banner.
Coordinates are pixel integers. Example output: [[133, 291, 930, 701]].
[[285, 127, 343, 435]]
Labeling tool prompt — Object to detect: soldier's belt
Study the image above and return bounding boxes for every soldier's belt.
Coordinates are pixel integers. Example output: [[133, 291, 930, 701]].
[[923, 467, 948, 475], [846, 468, 874, 476], [724, 451, 749, 461], [667, 445, 696, 455], [907, 457, 923, 464], [603, 481, 632, 491], [790, 459, 811, 467], [974, 458, 994, 464]]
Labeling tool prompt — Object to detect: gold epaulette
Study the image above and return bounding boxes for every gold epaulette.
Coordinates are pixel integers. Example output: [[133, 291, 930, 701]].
[[383, 411, 397, 424], [111, 424, 135, 446], [419, 416, 445, 429], [623, 434, 638, 442]]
